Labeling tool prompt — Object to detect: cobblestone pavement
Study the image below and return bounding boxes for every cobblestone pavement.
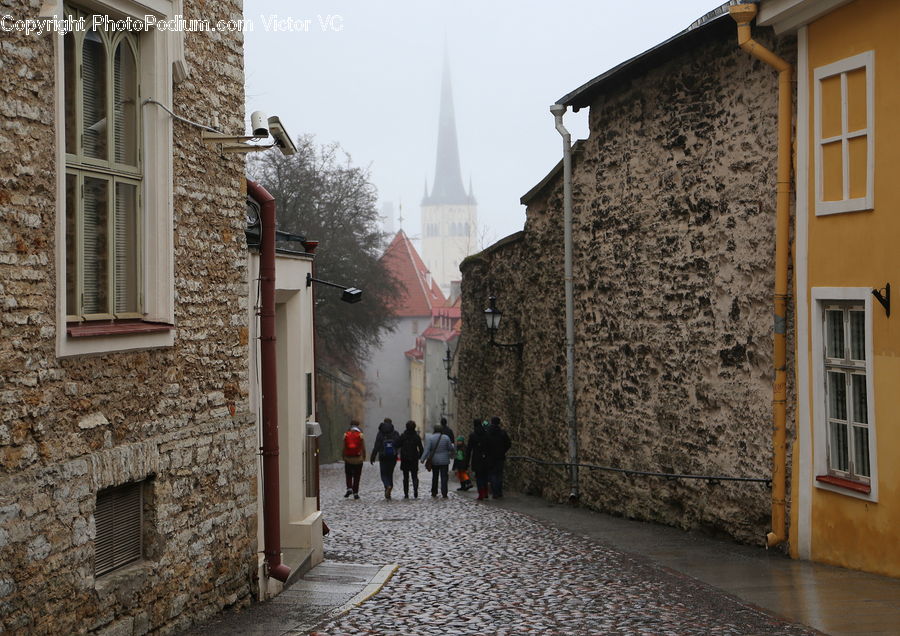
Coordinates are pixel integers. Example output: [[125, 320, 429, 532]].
[[312, 463, 817, 635]]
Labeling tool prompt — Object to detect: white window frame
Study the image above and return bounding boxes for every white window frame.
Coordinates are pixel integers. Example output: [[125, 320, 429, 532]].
[[813, 51, 875, 216], [811, 288, 878, 501], [49, 0, 189, 356]]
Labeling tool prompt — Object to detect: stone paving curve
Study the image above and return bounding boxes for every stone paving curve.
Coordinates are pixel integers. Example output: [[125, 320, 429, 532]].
[[312, 463, 816, 635]]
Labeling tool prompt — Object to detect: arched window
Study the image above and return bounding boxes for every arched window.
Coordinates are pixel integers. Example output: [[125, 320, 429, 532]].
[[65, 5, 142, 320]]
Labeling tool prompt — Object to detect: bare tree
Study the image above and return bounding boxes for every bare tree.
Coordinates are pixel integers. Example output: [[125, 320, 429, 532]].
[[250, 135, 398, 366]]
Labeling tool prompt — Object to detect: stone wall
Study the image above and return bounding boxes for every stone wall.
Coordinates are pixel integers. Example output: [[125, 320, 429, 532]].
[[0, 0, 257, 633], [316, 363, 366, 464], [459, 24, 797, 546]]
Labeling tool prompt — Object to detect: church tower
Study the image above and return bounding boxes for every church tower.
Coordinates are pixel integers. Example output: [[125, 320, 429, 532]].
[[421, 51, 477, 295]]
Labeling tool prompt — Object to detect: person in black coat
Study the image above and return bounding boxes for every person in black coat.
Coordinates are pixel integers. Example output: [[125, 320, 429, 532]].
[[371, 418, 401, 499], [398, 420, 424, 498], [466, 418, 492, 500], [485, 416, 512, 498]]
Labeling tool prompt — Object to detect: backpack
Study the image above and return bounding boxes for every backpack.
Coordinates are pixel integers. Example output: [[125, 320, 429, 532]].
[[343, 430, 363, 457], [382, 436, 396, 458]]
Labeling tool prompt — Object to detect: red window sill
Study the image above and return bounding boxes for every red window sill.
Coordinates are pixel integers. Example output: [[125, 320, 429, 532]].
[[816, 474, 871, 494], [67, 320, 174, 338]]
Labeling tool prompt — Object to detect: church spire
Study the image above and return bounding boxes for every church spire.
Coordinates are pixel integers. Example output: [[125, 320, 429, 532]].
[[424, 48, 470, 206]]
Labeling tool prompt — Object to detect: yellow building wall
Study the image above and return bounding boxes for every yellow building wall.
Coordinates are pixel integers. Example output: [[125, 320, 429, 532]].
[[804, 0, 900, 577], [410, 359, 426, 437]]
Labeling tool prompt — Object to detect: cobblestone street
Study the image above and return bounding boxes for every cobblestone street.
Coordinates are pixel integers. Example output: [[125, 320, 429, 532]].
[[312, 463, 815, 635]]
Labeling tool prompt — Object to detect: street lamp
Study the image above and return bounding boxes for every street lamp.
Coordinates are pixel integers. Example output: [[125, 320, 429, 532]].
[[306, 272, 362, 304], [483, 295, 523, 354], [443, 346, 457, 384]]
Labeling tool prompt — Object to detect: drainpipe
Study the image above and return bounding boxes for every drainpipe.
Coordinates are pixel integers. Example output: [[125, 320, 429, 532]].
[[550, 104, 579, 502], [247, 178, 291, 582], [729, 3, 792, 549]]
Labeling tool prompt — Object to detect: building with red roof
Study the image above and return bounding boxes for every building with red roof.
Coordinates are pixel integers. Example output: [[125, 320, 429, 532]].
[[362, 231, 446, 440]]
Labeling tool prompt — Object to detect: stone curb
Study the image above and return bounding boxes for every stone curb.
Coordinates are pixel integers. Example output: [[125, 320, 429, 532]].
[[285, 563, 398, 635]]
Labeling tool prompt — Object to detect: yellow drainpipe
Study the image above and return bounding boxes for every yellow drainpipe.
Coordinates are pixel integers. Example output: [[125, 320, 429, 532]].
[[729, 2, 792, 549]]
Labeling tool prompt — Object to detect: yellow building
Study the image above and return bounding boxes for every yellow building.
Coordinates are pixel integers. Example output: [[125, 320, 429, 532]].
[[760, 0, 900, 577], [407, 343, 427, 437]]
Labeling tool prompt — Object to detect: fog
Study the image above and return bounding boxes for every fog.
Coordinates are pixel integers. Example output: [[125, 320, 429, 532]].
[[243, 1, 727, 250]]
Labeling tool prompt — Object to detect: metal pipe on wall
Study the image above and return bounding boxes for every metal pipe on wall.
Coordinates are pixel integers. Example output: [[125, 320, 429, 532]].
[[247, 178, 292, 582], [550, 104, 580, 502], [729, 2, 793, 549]]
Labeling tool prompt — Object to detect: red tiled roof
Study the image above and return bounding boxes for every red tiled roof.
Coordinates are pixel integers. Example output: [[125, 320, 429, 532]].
[[381, 230, 445, 317]]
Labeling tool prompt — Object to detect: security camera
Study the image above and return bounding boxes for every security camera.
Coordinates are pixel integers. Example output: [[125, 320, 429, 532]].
[[267, 116, 297, 156], [250, 110, 269, 137]]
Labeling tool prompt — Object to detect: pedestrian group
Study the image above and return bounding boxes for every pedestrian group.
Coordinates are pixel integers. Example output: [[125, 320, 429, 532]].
[[341, 416, 511, 501]]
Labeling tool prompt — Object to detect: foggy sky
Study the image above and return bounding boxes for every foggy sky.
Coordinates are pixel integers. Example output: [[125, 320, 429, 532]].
[[243, 1, 727, 252]]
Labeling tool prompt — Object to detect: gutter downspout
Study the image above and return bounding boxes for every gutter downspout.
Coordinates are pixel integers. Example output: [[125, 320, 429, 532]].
[[247, 178, 292, 582], [550, 104, 579, 502], [729, 3, 792, 549]]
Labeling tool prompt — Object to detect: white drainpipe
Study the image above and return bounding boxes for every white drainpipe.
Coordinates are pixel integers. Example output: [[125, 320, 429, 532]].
[[550, 104, 579, 502]]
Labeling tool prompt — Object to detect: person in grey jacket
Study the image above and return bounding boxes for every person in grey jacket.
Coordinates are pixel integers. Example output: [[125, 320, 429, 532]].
[[421, 422, 455, 498]]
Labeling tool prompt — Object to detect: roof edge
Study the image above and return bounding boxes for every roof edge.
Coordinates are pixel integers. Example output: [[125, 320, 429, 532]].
[[556, 2, 736, 111]]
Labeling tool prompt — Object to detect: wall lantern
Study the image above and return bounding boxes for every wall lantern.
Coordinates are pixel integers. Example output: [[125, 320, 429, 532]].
[[483, 295, 523, 354], [443, 346, 458, 384], [306, 272, 362, 304]]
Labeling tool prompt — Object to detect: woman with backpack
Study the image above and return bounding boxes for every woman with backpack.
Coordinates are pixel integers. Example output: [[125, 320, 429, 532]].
[[420, 422, 455, 498], [371, 418, 401, 499], [397, 420, 424, 498], [342, 420, 366, 499]]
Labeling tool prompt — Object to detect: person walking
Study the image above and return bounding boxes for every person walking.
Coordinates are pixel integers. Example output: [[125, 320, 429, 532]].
[[486, 416, 512, 498], [421, 422, 455, 498], [398, 420, 424, 499], [342, 420, 366, 499], [371, 418, 400, 499], [439, 417, 455, 445], [467, 418, 492, 500]]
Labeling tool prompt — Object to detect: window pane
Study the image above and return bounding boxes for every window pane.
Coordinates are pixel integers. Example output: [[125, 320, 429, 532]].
[[82, 29, 107, 160], [820, 74, 842, 139], [822, 141, 844, 202], [849, 310, 865, 361], [83, 177, 109, 314], [114, 40, 138, 166], [66, 173, 78, 315], [848, 135, 868, 200], [829, 421, 850, 473], [851, 374, 868, 425], [64, 31, 77, 154], [825, 309, 845, 358], [114, 182, 139, 314], [827, 371, 847, 420], [853, 426, 870, 477], [846, 68, 867, 133]]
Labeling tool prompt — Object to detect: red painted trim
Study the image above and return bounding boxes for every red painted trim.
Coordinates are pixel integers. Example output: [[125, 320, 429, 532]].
[[67, 321, 173, 338], [816, 474, 871, 494]]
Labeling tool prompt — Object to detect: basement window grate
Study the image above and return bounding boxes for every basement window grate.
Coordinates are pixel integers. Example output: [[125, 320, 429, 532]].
[[95, 481, 143, 576]]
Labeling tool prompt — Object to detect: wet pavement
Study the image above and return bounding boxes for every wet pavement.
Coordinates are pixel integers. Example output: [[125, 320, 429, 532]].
[[309, 463, 816, 635], [185, 463, 900, 635]]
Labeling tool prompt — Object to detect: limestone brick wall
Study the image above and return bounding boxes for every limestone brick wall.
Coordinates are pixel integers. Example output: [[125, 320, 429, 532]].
[[459, 25, 796, 546], [0, 0, 257, 633]]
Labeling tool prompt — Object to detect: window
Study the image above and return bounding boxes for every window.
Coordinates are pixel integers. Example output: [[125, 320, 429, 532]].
[[56, 0, 181, 356], [822, 303, 870, 483], [95, 481, 143, 576], [812, 289, 877, 499], [65, 6, 142, 321], [814, 51, 874, 215]]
